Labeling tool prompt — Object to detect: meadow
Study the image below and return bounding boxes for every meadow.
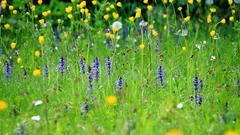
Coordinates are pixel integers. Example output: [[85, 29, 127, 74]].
[[0, 0, 240, 134]]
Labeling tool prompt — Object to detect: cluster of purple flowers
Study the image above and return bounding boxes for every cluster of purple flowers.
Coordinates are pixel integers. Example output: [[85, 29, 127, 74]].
[[92, 57, 100, 81], [192, 75, 204, 106], [105, 56, 111, 76], [5, 62, 11, 78], [116, 77, 124, 94], [157, 66, 164, 86], [59, 57, 65, 74]]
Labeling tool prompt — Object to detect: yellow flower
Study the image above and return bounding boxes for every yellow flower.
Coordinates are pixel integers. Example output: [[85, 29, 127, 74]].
[[188, 0, 193, 4], [163, 14, 167, 19], [162, 0, 168, 4], [0, 100, 7, 111], [47, 10, 51, 14], [33, 69, 41, 77], [13, 10, 17, 14], [140, 43, 145, 50], [220, 18, 226, 24], [116, 2, 122, 7], [184, 16, 191, 22], [31, 5, 35, 11], [182, 46, 187, 51], [110, 4, 115, 9], [38, 36, 45, 45], [10, 42, 16, 49], [112, 26, 119, 33], [39, 19, 45, 25], [224, 130, 240, 135], [4, 23, 10, 29], [65, 6, 73, 13], [232, 9, 235, 14], [112, 12, 119, 19], [166, 129, 183, 135], [136, 8, 141, 14], [169, 0, 174, 3], [71, 0, 75, 2], [103, 14, 109, 20], [178, 7, 182, 11], [148, 24, 154, 29], [35, 51, 41, 57], [135, 12, 141, 18], [129, 16, 135, 22], [17, 57, 22, 63], [42, 11, 48, 17], [229, 16, 234, 22], [164, 25, 167, 30], [9, 5, 14, 10], [67, 14, 73, 19], [207, 14, 212, 23], [78, 1, 86, 8], [107, 96, 117, 106], [92, 0, 97, 5], [210, 8, 216, 13], [228, 0, 233, 5], [34, 15, 38, 18], [38, 0, 43, 5], [210, 30, 216, 37], [152, 31, 158, 37], [143, 0, 148, 4], [147, 5, 153, 12]]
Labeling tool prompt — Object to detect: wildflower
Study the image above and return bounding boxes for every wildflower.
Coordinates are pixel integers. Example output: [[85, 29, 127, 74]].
[[67, 14, 73, 19], [103, 14, 109, 20], [210, 30, 216, 37], [80, 100, 89, 114], [229, 16, 234, 22], [78, 1, 86, 8], [92, 57, 100, 80], [35, 51, 41, 57], [37, 0, 42, 5], [42, 11, 48, 17], [8, 5, 14, 10], [65, 6, 72, 13], [210, 8, 216, 13], [4, 63, 11, 78], [177, 103, 183, 109], [59, 57, 65, 74], [140, 43, 145, 50], [199, 80, 203, 89], [0, 100, 7, 111], [220, 18, 226, 24], [92, 0, 97, 5], [112, 12, 119, 19], [54, 28, 61, 43], [162, 0, 168, 4], [135, 8, 141, 18], [184, 16, 191, 22], [38, 36, 45, 45], [210, 56, 216, 61], [17, 57, 22, 63], [232, 9, 236, 14], [31, 115, 41, 121], [13, 10, 17, 14], [182, 46, 187, 51], [116, 2, 122, 7], [166, 129, 183, 135], [129, 16, 135, 22], [224, 130, 240, 135], [169, 0, 174, 3], [87, 66, 93, 92], [178, 7, 182, 11], [148, 24, 154, 29], [107, 96, 117, 106], [143, 0, 148, 4], [147, 5, 153, 12], [188, 0, 194, 4], [207, 14, 212, 23], [4, 23, 10, 29], [158, 66, 164, 86], [163, 14, 167, 19], [33, 69, 41, 77], [196, 94, 202, 105], [32, 100, 43, 106], [110, 4, 115, 9], [39, 19, 45, 25], [10, 42, 16, 49], [44, 65, 49, 77], [105, 56, 112, 76], [152, 31, 158, 37], [112, 21, 122, 30], [31, 5, 35, 11], [116, 77, 124, 94], [193, 75, 198, 92], [228, 0, 233, 5]]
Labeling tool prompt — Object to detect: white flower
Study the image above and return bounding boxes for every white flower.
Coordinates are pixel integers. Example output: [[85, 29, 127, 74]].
[[210, 56, 216, 61], [32, 100, 43, 106], [116, 35, 121, 40], [31, 115, 41, 121], [116, 44, 120, 48], [177, 103, 183, 109], [112, 21, 122, 29], [195, 44, 201, 50], [139, 20, 148, 27], [203, 40, 207, 44]]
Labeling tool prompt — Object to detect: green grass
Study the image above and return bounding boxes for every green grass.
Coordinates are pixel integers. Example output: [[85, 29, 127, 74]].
[[0, 1, 240, 135]]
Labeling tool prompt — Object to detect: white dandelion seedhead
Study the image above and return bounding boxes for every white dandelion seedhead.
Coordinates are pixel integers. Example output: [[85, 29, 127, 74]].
[[210, 56, 216, 61], [31, 115, 41, 121], [177, 103, 184, 109], [32, 100, 43, 106]]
